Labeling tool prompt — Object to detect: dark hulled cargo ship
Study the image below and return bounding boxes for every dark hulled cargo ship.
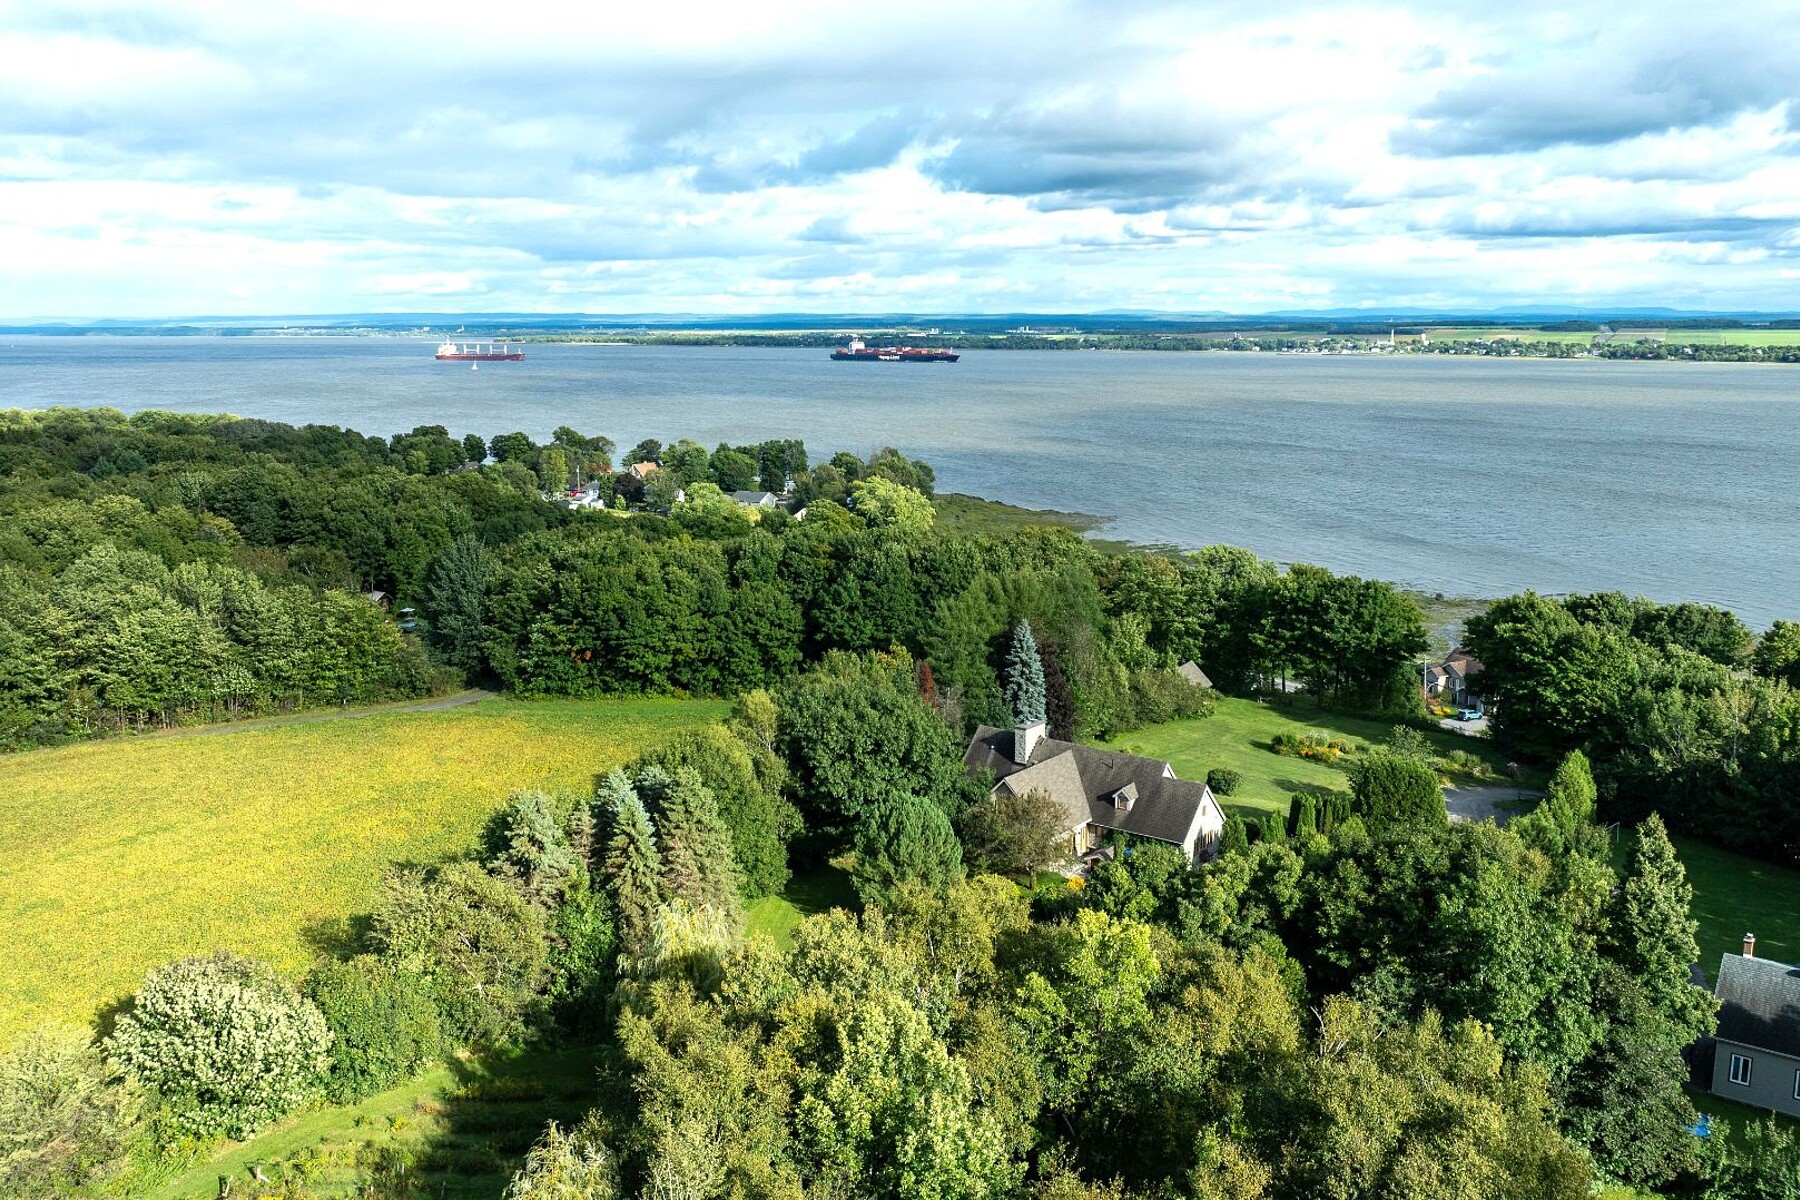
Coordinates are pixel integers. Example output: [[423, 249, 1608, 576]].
[[831, 337, 959, 363]]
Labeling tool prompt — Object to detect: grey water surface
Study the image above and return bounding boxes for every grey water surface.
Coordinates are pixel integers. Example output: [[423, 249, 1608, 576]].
[[3, 337, 1796, 624]]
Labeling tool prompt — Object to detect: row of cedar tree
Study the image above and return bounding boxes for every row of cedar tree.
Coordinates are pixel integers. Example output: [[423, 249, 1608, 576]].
[[11, 660, 1798, 1198]]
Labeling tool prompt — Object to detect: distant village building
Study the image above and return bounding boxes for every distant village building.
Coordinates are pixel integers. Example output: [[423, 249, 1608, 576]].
[[730, 490, 781, 508], [1425, 650, 1484, 706], [965, 720, 1225, 864], [1708, 935, 1800, 1118]]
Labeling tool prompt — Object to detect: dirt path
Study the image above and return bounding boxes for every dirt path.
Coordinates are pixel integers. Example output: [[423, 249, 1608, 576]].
[[142, 688, 497, 741]]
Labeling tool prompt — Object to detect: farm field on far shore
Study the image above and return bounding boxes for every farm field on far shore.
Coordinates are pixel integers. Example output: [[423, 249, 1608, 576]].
[[0, 695, 725, 1045]]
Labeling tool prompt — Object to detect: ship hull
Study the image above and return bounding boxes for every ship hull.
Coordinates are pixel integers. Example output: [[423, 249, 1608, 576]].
[[831, 349, 959, 362], [436, 352, 525, 361]]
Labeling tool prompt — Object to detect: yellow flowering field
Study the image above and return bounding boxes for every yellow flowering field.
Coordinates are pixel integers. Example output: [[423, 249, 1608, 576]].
[[0, 695, 724, 1045]]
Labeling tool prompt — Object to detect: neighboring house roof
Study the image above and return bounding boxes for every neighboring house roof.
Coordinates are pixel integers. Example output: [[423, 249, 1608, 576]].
[[1715, 953, 1800, 1058], [967, 726, 1216, 848], [1177, 660, 1214, 688], [629, 461, 660, 478], [1444, 651, 1485, 680], [730, 490, 780, 507], [363, 589, 389, 604]]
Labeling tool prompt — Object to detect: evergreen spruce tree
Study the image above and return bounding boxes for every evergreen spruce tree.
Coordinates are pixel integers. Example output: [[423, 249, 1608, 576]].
[[1003, 618, 1047, 727], [646, 767, 743, 919], [599, 772, 662, 953], [1611, 813, 1716, 1044], [1257, 812, 1286, 844], [420, 534, 497, 674]]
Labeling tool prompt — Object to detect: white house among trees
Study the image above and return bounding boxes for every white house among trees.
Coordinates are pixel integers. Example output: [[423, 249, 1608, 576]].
[[964, 719, 1226, 864]]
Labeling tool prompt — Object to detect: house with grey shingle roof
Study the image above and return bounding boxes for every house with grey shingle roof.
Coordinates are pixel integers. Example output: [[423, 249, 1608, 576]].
[[1709, 935, 1800, 1117], [965, 720, 1225, 864], [730, 490, 781, 508]]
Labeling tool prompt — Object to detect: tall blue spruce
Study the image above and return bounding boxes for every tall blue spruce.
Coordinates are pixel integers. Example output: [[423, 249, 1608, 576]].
[[1004, 618, 1047, 727]]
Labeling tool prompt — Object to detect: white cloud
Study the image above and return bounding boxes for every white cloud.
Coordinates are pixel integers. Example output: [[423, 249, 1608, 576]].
[[0, 0, 1796, 315]]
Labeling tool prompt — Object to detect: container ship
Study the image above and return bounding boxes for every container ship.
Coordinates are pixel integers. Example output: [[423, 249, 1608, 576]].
[[435, 339, 524, 361], [830, 338, 959, 363]]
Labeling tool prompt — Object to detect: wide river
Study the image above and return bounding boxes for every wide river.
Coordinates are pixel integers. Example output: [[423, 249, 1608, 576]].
[[3, 337, 1796, 625]]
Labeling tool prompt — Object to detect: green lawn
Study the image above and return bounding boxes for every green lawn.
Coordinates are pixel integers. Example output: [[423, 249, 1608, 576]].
[[745, 861, 859, 948], [136, 1042, 606, 1199], [0, 695, 725, 1045], [1673, 836, 1800, 980], [1102, 695, 1517, 817]]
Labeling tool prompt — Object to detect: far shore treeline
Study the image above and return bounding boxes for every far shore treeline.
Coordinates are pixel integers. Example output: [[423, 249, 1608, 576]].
[[2, 405, 1796, 867]]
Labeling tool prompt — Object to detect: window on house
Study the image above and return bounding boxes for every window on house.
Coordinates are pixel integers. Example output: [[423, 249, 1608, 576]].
[[1729, 1054, 1752, 1086], [1793, 1069, 1799, 1101]]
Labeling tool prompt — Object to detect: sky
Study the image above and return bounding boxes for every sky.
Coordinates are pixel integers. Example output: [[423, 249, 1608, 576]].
[[3, 0, 1799, 318]]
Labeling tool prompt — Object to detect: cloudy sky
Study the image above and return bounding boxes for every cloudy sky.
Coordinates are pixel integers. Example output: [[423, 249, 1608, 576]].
[[4, 0, 1799, 317]]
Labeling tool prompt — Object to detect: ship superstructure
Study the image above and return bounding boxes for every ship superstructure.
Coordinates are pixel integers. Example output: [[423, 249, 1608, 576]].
[[831, 337, 959, 363]]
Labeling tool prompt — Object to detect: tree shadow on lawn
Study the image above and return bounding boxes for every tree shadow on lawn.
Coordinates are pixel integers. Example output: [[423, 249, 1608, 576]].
[[1270, 779, 1343, 797], [782, 860, 859, 916], [397, 1045, 606, 1196], [232, 1042, 612, 1200]]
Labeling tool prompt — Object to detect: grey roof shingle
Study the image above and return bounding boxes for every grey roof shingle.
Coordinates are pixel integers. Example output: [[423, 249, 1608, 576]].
[[968, 725, 1213, 848], [1714, 953, 1800, 1058]]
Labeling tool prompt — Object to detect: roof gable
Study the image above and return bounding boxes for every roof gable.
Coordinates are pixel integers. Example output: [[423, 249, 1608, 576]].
[[1715, 954, 1800, 1058], [968, 726, 1215, 850]]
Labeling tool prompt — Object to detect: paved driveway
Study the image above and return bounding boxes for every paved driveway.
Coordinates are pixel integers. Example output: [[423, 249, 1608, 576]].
[[1445, 784, 1541, 826]]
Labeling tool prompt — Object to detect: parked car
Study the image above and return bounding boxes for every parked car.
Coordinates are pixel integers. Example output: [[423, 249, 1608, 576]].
[[1457, 706, 1483, 721]]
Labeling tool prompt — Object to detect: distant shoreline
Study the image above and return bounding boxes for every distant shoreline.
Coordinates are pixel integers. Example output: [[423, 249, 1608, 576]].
[[7, 327, 1797, 363]]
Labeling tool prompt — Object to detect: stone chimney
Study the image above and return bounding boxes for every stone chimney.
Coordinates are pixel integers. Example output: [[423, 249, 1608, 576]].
[[1743, 932, 1756, 958], [1013, 720, 1046, 765]]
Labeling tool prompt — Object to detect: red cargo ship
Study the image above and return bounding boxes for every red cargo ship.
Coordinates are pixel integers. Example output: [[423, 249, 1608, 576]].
[[831, 337, 959, 363], [435, 339, 524, 361]]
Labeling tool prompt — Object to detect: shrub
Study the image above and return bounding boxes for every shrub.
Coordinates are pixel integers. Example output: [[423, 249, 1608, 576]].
[[305, 957, 444, 1104], [0, 1023, 139, 1194], [1348, 751, 1446, 830], [106, 951, 330, 1141], [1205, 768, 1241, 796], [370, 862, 551, 1048], [850, 795, 965, 908], [503, 1117, 619, 1200]]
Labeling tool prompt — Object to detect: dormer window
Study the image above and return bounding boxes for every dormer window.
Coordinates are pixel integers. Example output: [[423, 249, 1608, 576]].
[[1113, 783, 1137, 813]]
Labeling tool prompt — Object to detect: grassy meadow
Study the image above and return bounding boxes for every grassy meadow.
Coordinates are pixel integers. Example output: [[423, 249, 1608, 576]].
[[0, 695, 725, 1045], [1102, 695, 1516, 817]]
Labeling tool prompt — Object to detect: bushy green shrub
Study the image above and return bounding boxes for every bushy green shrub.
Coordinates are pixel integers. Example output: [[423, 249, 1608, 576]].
[[1348, 751, 1446, 830], [1205, 768, 1241, 795], [0, 1023, 139, 1194], [305, 957, 444, 1104], [503, 1117, 619, 1199], [106, 951, 330, 1141], [370, 862, 551, 1048]]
